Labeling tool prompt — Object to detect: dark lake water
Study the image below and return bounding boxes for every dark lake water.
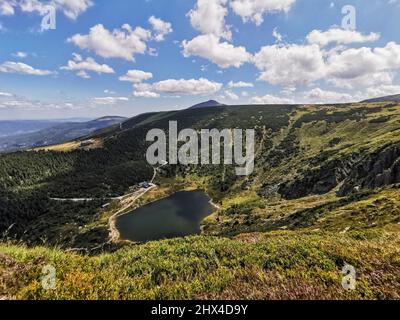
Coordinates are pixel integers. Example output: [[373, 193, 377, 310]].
[[115, 190, 216, 242]]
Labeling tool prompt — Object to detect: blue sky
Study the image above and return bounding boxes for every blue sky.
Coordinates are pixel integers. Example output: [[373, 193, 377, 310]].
[[0, 0, 400, 119]]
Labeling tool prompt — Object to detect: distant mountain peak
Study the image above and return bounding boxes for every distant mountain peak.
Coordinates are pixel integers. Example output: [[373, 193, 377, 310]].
[[189, 100, 225, 109]]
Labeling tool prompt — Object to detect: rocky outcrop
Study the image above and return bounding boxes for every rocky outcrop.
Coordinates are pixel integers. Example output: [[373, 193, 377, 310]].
[[338, 143, 400, 196], [278, 155, 359, 199], [259, 183, 281, 198], [278, 143, 400, 199]]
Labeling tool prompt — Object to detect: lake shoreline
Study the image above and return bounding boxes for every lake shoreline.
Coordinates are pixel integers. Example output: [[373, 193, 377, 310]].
[[108, 185, 157, 244], [111, 189, 218, 243]]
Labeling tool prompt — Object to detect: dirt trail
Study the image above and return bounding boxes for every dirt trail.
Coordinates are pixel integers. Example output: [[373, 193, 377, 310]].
[[108, 185, 156, 243], [108, 167, 159, 243]]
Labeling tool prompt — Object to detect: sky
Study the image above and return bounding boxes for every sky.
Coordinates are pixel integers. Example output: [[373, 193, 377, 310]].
[[0, 0, 400, 119]]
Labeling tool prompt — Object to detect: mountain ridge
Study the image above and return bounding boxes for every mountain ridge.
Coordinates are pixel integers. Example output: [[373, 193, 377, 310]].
[[362, 94, 400, 103], [0, 116, 126, 153]]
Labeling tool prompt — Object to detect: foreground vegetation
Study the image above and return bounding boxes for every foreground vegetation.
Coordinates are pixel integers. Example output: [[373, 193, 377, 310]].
[[1, 227, 399, 300]]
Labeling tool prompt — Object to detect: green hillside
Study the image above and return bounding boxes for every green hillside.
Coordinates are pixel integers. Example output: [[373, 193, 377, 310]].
[[1, 102, 400, 299], [1, 230, 399, 300]]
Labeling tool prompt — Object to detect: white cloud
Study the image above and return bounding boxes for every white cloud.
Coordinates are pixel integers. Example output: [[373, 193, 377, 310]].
[[76, 70, 90, 79], [134, 78, 223, 96], [184, 0, 256, 69], [0, 97, 83, 111], [303, 87, 354, 103], [188, 0, 231, 40], [250, 88, 358, 105], [133, 91, 160, 98], [230, 0, 296, 25], [0, 91, 13, 97], [0, 0, 93, 20], [68, 24, 152, 61], [182, 34, 252, 68], [119, 70, 153, 83], [223, 90, 240, 100], [228, 80, 254, 88], [249, 84, 400, 105], [272, 27, 283, 43], [0, 0, 16, 16], [324, 42, 400, 92], [328, 71, 394, 90], [92, 96, 129, 105], [364, 84, 400, 99], [148, 16, 173, 42], [253, 43, 326, 86], [326, 42, 400, 80], [307, 28, 380, 47], [0, 94, 132, 111], [52, 0, 92, 19], [250, 94, 295, 104], [148, 47, 158, 57], [253, 39, 400, 91], [0, 61, 53, 75], [12, 51, 28, 58], [61, 53, 115, 78]]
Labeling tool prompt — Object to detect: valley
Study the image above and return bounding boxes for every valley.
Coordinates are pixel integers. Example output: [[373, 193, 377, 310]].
[[1, 100, 400, 299]]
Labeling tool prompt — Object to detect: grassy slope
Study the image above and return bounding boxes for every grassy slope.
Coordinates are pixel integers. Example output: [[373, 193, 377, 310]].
[[1, 228, 399, 300], [1, 102, 400, 299]]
